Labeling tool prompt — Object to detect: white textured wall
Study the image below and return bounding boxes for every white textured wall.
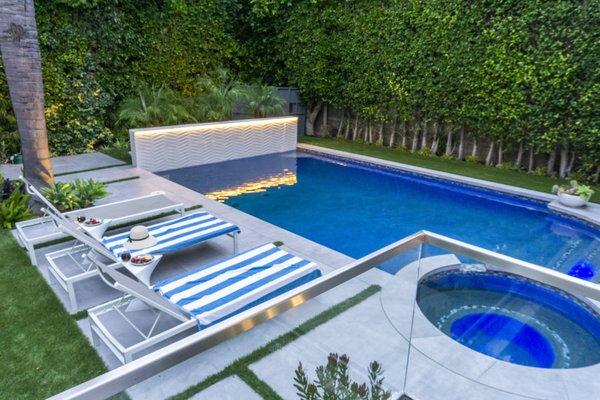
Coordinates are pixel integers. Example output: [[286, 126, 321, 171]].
[[129, 117, 298, 172]]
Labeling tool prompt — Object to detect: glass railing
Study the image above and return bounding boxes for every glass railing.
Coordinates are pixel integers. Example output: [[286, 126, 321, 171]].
[[49, 231, 600, 400]]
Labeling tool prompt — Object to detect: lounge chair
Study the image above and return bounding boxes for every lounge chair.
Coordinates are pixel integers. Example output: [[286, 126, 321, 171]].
[[15, 176, 185, 266], [45, 207, 240, 310], [66, 225, 322, 363]]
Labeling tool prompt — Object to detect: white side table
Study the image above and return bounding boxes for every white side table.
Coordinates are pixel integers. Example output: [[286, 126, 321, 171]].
[[121, 254, 163, 286], [79, 218, 112, 240]]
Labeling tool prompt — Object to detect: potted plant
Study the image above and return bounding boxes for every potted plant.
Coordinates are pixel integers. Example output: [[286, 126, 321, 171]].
[[552, 181, 595, 208]]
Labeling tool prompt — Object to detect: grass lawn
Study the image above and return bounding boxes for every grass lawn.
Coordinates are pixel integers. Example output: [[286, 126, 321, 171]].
[[301, 136, 600, 203], [0, 230, 108, 399]]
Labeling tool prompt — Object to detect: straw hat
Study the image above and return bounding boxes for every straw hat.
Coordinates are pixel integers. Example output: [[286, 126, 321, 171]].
[[123, 225, 157, 250]]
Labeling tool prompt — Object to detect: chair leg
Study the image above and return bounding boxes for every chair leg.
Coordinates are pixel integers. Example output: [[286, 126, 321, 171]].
[[67, 281, 78, 311], [233, 232, 239, 254]]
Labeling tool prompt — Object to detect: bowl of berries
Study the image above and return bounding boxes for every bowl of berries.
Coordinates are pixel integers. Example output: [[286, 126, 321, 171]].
[[130, 254, 154, 266], [84, 217, 103, 226]]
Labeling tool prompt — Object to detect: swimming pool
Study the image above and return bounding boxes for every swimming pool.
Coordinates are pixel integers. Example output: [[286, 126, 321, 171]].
[[160, 150, 600, 281], [417, 268, 600, 368]]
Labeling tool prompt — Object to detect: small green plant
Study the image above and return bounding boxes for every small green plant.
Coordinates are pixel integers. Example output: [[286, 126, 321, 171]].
[[495, 162, 513, 170], [42, 179, 108, 211], [465, 155, 479, 163], [529, 166, 546, 176], [440, 153, 454, 161], [552, 180, 595, 201], [418, 147, 432, 157], [0, 181, 32, 229], [72, 179, 108, 208], [294, 353, 392, 400]]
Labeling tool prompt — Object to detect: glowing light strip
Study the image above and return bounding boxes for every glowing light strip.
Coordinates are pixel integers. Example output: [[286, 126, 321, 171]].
[[132, 117, 298, 138]]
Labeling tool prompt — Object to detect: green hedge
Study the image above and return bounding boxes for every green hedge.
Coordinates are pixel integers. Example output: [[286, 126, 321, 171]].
[[0, 0, 239, 155]]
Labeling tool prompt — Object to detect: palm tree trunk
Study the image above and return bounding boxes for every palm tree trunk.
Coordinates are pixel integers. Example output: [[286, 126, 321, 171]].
[[0, 0, 54, 186]]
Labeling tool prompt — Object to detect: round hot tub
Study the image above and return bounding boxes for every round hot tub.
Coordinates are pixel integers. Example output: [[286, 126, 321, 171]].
[[417, 269, 600, 368]]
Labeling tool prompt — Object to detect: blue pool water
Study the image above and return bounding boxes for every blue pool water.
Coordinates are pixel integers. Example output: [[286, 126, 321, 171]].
[[417, 270, 600, 368], [160, 150, 600, 281]]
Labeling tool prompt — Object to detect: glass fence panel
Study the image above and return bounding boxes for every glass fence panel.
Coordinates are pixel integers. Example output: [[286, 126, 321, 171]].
[[405, 243, 600, 400]]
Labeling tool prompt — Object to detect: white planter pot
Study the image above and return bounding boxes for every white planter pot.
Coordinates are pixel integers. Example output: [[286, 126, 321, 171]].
[[557, 192, 587, 208]]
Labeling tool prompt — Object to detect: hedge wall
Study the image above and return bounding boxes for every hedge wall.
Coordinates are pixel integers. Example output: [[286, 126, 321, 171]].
[[0, 0, 239, 155]]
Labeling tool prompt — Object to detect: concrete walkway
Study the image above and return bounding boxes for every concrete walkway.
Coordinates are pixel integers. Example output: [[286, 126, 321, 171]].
[[1, 152, 125, 180]]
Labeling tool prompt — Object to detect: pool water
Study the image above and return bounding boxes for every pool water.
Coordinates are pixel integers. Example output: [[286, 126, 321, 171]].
[[417, 270, 600, 368], [160, 151, 600, 281]]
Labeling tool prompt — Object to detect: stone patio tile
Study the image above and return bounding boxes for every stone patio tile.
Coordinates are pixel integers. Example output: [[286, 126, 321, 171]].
[[189, 376, 261, 400]]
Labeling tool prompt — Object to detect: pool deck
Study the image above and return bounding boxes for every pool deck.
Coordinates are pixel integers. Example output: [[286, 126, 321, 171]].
[[8, 150, 600, 399], [298, 143, 600, 227]]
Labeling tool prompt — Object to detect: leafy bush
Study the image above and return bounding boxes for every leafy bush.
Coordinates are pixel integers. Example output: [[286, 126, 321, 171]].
[[0, 181, 32, 229], [294, 353, 391, 400], [193, 68, 244, 122], [466, 155, 479, 163], [117, 86, 194, 128], [418, 147, 432, 157], [41, 179, 108, 211], [240, 84, 286, 118]]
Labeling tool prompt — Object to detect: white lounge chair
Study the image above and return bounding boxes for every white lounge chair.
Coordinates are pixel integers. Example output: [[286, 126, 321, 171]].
[[66, 226, 322, 363], [45, 207, 240, 310], [15, 176, 185, 265]]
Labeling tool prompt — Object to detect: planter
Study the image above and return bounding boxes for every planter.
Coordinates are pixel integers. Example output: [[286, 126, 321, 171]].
[[557, 192, 587, 208]]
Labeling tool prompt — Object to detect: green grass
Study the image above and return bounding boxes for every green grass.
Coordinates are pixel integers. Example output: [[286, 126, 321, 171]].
[[0, 230, 107, 399], [300, 136, 600, 203], [170, 284, 381, 400], [101, 147, 132, 165]]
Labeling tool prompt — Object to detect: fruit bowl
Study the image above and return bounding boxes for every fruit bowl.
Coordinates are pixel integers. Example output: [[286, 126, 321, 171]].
[[84, 217, 103, 226], [130, 254, 154, 266]]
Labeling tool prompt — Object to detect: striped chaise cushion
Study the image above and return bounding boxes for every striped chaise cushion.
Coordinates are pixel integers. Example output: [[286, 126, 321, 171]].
[[102, 211, 239, 258], [153, 243, 322, 328]]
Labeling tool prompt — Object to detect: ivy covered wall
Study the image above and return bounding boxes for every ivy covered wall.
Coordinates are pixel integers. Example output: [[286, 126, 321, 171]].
[[0, 0, 239, 155]]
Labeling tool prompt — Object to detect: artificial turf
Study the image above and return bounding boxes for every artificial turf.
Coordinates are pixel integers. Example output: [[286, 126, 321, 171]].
[[0, 230, 107, 399], [300, 136, 600, 203], [169, 284, 382, 400]]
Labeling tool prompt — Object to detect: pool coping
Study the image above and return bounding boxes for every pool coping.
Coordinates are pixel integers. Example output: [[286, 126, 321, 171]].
[[297, 143, 600, 228]]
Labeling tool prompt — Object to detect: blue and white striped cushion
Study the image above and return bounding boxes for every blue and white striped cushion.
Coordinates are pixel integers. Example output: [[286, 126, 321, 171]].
[[153, 243, 322, 328], [101, 211, 240, 258]]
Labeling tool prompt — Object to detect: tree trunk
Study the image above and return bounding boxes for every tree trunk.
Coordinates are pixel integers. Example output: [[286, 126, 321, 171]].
[[457, 126, 465, 160], [445, 128, 453, 156], [496, 141, 503, 165], [344, 113, 351, 139], [411, 121, 419, 152], [337, 110, 346, 138], [401, 121, 408, 148], [566, 151, 575, 176], [319, 103, 328, 136], [594, 165, 600, 183], [485, 141, 495, 166], [352, 116, 359, 141], [546, 146, 557, 176], [528, 147, 535, 172], [430, 121, 439, 154], [420, 120, 428, 149], [367, 122, 373, 144], [305, 100, 323, 136], [471, 138, 478, 158], [558, 143, 569, 179], [376, 123, 384, 145], [388, 118, 396, 148], [0, 0, 54, 186], [515, 142, 524, 168]]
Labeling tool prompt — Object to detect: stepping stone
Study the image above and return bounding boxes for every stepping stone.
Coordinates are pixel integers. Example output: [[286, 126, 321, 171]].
[[190, 376, 262, 400]]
